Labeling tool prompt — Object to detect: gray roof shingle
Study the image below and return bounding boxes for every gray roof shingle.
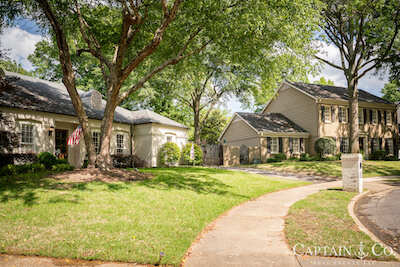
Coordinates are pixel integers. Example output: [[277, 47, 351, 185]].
[[286, 81, 394, 105], [237, 112, 308, 133], [0, 71, 188, 129]]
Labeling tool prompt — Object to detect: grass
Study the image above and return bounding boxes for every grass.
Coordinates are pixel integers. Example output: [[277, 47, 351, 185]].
[[0, 167, 309, 266], [285, 189, 397, 261], [247, 160, 400, 178]]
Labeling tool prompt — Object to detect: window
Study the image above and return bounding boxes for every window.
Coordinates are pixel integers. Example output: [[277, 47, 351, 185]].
[[372, 110, 378, 124], [386, 111, 392, 125], [387, 139, 394, 155], [116, 134, 125, 155], [342, 138, 349, 153], [20, 123, 35, 153], [292, 138, 300, 153], [324, 106, 331, 122], [92, 132, 100, 154], [358, 110, 364, 124], [373, 138, 379, 151], [340, 107, 348, 123], [165, 134, 176, 143], [271, 137, 279, 153]]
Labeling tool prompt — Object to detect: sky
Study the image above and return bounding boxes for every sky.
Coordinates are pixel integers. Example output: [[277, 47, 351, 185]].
[[0, 21, 391, 114]]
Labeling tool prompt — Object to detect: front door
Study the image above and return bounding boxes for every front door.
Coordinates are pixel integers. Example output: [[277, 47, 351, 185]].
[[55, 129, 68, 160]]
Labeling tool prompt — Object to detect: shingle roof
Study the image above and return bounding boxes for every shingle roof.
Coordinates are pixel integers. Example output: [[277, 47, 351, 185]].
[[237, 112, 308, 133], [131, 110, 189, 129], [0, 71, 188, 129], [286, 81, 394, 105]]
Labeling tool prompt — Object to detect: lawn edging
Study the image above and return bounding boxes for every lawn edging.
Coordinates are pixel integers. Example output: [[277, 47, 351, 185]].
[[349, 190, 400, 261]]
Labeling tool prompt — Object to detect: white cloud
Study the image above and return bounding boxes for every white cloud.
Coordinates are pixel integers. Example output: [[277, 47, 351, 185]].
[[309, 41, 389, 97], [0, 26, 43, 71]]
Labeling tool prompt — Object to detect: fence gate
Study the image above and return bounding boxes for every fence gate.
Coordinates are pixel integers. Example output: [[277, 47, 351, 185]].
[[240, 144, 249, 165], [202, 144, 223, 166]]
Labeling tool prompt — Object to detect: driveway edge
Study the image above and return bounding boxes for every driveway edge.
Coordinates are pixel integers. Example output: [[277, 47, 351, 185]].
[[348, 190, 400, 261]]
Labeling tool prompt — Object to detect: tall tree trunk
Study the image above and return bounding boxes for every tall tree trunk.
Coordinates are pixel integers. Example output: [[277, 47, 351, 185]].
[[193, 101, 201, 145], [36, 0, 96, 167], [348, 77, 359, 153]]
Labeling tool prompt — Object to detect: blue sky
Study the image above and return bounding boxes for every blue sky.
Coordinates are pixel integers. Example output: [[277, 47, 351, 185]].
[[0, 21, 390, 114]]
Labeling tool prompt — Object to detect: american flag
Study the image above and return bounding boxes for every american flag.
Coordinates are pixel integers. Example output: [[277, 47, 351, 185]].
[[67, 126, 83, 145]]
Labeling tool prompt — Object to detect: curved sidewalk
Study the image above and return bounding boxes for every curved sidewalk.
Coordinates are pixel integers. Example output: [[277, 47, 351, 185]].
[[184, 180, 342, 267]]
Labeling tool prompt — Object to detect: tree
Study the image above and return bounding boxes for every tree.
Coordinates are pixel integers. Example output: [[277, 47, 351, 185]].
[[15, 0, 319, 170], [381, 81, 400, 104], [0, 60, 32, 76], [313, 77, 335, 86], [199, 109, 229, 145], [316, 0, 400, 153]]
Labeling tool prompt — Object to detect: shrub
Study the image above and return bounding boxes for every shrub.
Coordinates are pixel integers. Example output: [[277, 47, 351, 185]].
[[159, 142, 181, 167], [266, 158, 280, 163], [0, 163, 45, 176], [182, 143, 203, 165], [111, 154, 146, 168], [37, 152, 57, 169], [274, 153, 287, 161], [299, 153, 310, 161], [335, 152, 342, 160], [52, 163, 74, 172], [310, 156, 326, 161], [384, 155, 400, 161], [371, 150, 386, 160], [314, 137, 336, 156], [57, 159, 69, 165], [0, 153, 37, 168], [288, 156, 299, 162]]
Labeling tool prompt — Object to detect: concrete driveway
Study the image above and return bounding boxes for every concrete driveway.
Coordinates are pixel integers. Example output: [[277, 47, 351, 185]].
[[355, 179, 400, 255]]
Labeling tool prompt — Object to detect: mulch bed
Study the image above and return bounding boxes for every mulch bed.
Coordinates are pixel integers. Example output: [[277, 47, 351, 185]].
[[45, 168, 152, 183]]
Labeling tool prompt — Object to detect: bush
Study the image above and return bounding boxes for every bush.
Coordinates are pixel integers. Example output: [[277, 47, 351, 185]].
[[288, 157, 299, 162], [111, 154, 146, 168], [0, 163, 45, 176], [335, 152, 342, 160], [52, 163, 74, 172], [274, 153, 287, 161], [182, 143, 203, 165], [57, 159, 69, 165], [159, 142, 181, 167], [314, 137, 336, 156], [37, 152, 57, 169], [299, 153, 310, 161], [384, 155, 400, 161], [310, 156, 326, 161], [371, 150, 386, 160], [0, 153, 37, 168], [266, 158, 281, 163]]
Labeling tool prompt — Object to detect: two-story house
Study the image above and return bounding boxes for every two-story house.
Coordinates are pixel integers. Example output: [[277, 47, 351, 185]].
[[218, 81, 398, 161]]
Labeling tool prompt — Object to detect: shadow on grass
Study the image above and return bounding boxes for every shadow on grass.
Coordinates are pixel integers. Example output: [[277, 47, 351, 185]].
[[363, 163, 400, 177], [0, 172, 83, 206], [138, 167, 247, 197]]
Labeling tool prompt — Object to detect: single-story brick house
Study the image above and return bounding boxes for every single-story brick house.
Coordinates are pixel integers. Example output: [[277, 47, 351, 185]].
[[0, 71, 189, 167]]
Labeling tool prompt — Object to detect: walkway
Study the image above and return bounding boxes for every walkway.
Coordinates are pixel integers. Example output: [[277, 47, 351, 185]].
[[217, 166, 339, 183], [185, 176, 400, 267]]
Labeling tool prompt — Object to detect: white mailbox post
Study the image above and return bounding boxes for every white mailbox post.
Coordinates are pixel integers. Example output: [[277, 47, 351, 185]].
[[341, 153, 363, 193]]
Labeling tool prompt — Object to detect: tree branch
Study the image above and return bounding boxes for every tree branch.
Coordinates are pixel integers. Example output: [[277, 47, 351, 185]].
[[314, 55, 345, 71]]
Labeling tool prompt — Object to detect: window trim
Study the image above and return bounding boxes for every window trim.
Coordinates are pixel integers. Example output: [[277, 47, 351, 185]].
[[343, 137, 349, 153], [372, 110, 378, 125], [292, 138, 300, 154], [116, 133, 126, 155], [19, 122, 36, 153], [92, 131, 100, 154], [271, 137, 279, 154], [165, 133, 177, 143], [373, 138, 379, 151], [387, 139, 394, 155], [340, 107, 348, 123], [324, 106, 331, 123], [386, 111, 392, 125], [358, 109, 364, 125]]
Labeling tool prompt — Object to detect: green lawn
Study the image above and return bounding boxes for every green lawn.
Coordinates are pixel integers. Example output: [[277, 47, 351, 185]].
[[247, 160, 400, 178], [0, 167, 309, 266], [285, 189, 397, 261]]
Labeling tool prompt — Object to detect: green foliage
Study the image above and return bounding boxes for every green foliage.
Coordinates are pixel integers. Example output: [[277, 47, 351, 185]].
[[182, 143, 203, 165], [274, 153, 287, 161], [371, 150, 386, 160], [0, 163, 45, 177], [314, 137, 336, 156], [51, 163, 74, 172], [288, 157, 299, 162], [199, 109, 230, 144], [381, 81, 400, 104], [335, 152, 342, 160], [313, 77, 335, 86], [56, 159, 69, 165], [267, 158, 281, 163], [299, 153, 311, 161], [0, 60, 31, 76], [159, 142, 181, 167], [37, 152, 57, 170]]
